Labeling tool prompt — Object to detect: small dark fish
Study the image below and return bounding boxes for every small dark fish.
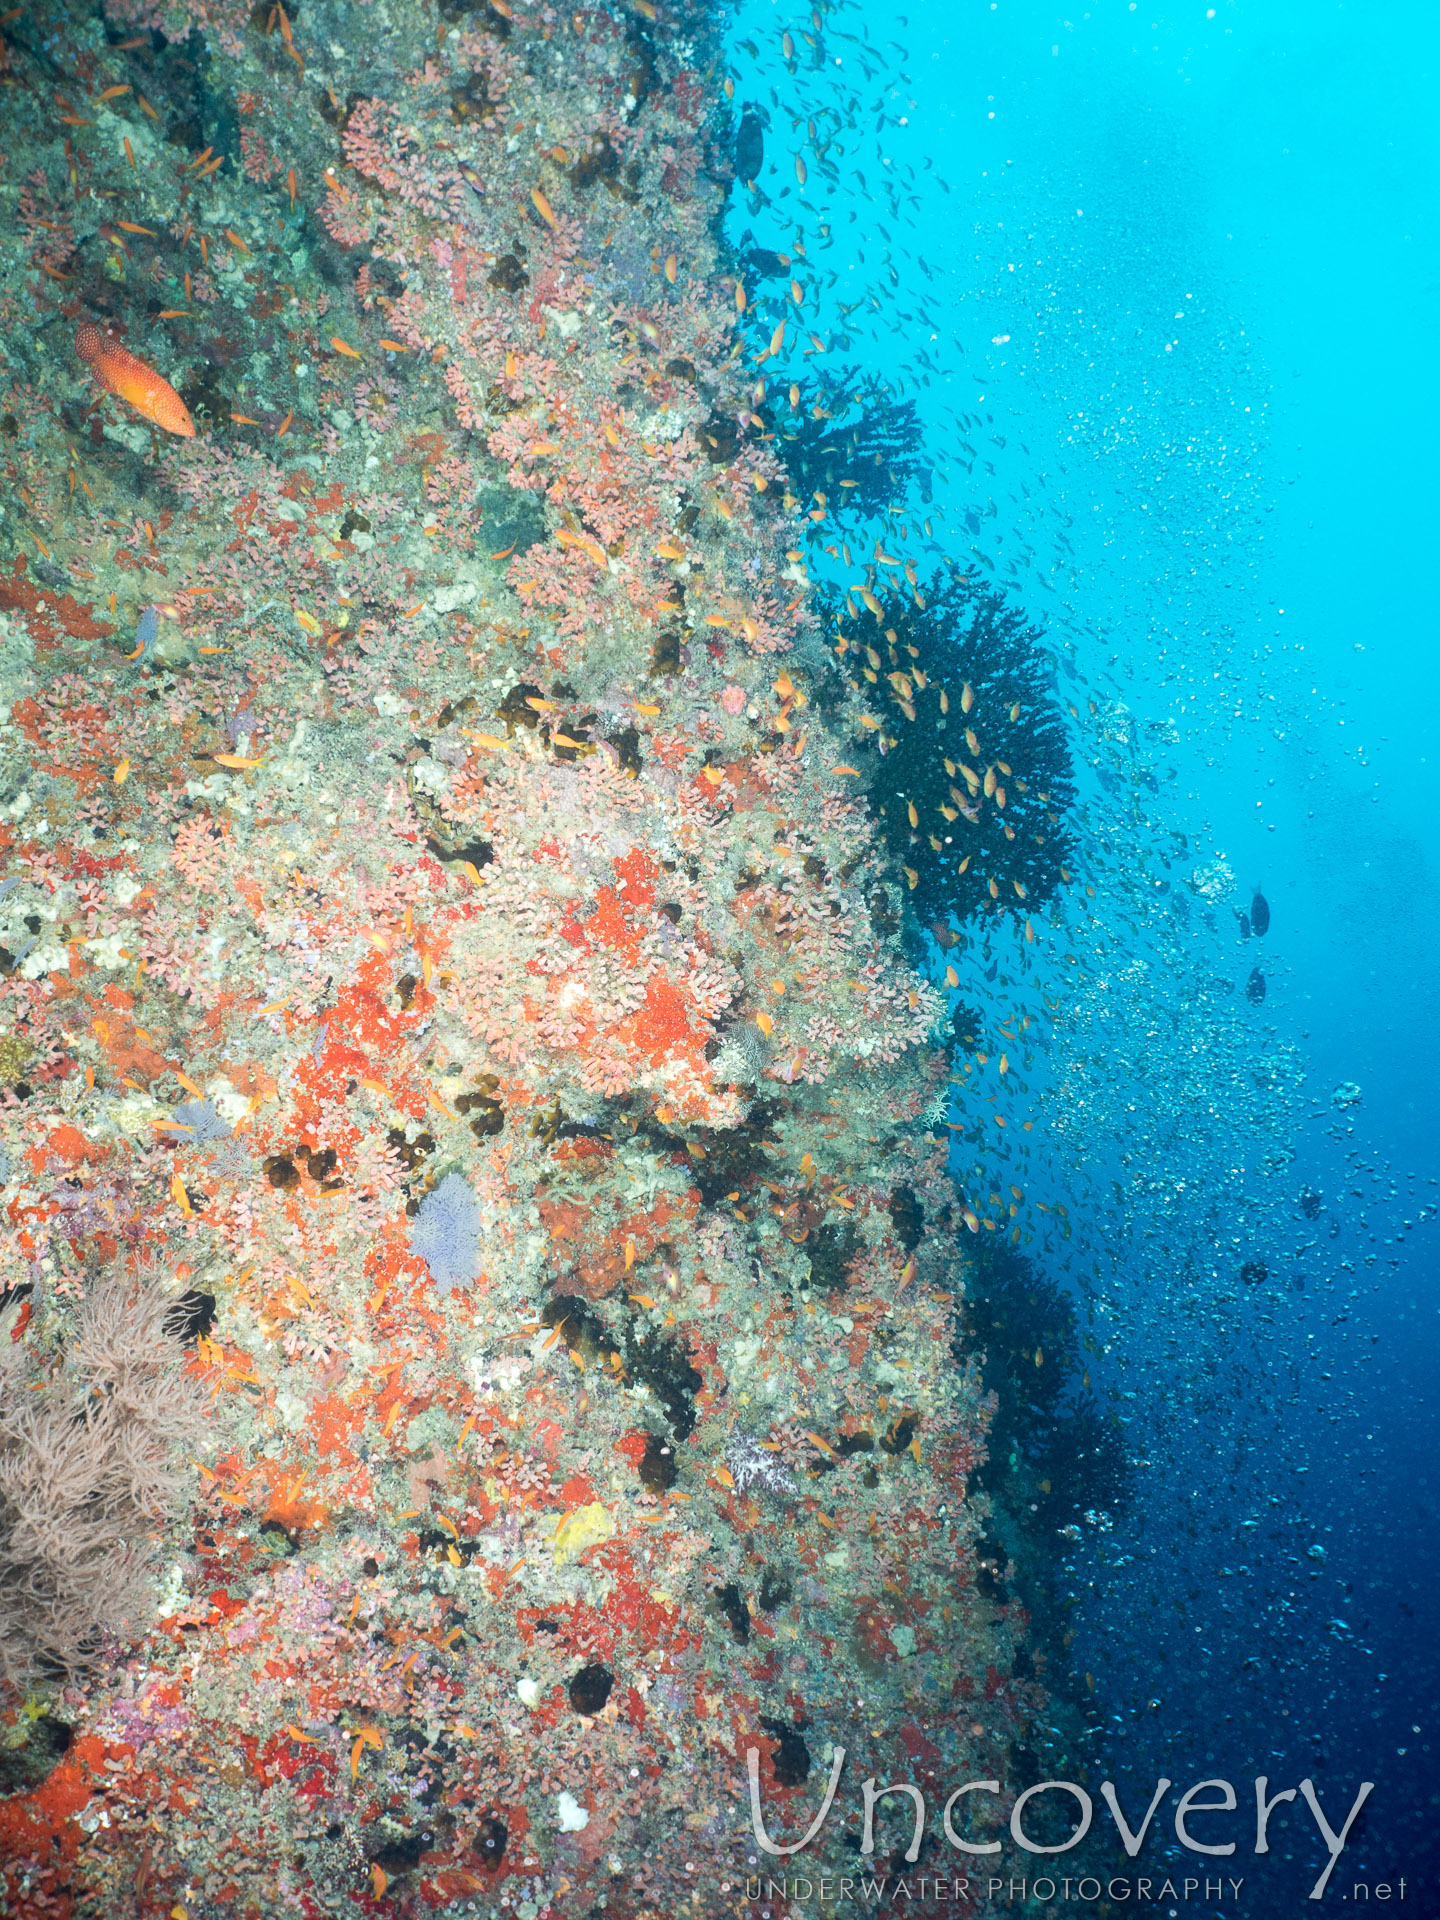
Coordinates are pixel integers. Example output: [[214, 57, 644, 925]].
[[744, 245, 788, 278], [735, 109, 765, 185], [1237, 912, 1251, 941], [1246, 967, 1266, 1005], [1250, 889, 1270, 937]]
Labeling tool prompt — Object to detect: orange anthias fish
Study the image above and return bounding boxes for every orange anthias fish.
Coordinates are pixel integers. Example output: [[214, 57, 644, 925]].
[[75, 323, 195, 438]]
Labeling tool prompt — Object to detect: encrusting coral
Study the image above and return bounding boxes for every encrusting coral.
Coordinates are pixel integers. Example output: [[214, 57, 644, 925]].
[[0, 0, 1084, 1910]]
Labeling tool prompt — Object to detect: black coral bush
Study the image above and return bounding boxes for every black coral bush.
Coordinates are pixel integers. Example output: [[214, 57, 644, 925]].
[[0, 1275, 204, 1688], [821, 571, 1076, 932]]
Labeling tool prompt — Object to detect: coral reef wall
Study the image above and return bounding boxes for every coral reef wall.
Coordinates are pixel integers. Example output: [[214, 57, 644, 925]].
[[0, 0, 1051, 1910]]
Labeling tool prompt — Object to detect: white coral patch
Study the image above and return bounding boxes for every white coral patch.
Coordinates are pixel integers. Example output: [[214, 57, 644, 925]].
[[409, 756, 450, 795], [555, 1792, 590, 1832], [20, 940, 69, 979], [83, 933, 131, 970], [110, 1091, 170, 1139], [207, 1077, 253, 1127]]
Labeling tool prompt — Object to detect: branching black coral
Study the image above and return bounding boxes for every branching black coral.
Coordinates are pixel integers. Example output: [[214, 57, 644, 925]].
[[775, 368, 933, 518], [0, 1275, 204, 1689], [824, 570, 1076, 931]]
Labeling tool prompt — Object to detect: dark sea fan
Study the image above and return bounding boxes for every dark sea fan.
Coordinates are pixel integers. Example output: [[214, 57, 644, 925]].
[[954, 1242, 1128, 1695], [821, 571, 1076, 930], [776, 369, 933, 517]]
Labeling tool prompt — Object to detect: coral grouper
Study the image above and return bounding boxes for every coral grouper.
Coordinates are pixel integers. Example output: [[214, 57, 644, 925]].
[[74, 323, 195, 438]]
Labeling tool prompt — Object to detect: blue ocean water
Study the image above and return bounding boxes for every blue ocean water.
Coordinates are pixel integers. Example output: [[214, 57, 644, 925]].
[[725, 0, 1438, 1902]]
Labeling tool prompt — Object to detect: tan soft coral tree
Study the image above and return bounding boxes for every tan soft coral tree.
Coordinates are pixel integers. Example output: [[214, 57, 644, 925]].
[[0, 1274, 203, 1687]]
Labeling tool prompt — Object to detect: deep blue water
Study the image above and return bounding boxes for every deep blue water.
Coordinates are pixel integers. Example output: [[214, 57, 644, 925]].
[[725, 0, 1438, 1904]]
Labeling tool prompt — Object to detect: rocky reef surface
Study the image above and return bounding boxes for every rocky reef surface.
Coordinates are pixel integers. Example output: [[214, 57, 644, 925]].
[[0, 1, 1067, 1911]]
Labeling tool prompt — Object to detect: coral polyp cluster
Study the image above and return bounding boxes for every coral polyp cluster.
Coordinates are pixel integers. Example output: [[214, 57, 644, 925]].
[[0, 0, 1073, 1910]]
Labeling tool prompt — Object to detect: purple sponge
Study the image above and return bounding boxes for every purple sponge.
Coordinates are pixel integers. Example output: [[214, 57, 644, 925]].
[[409, 1173, 482, 1296]]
